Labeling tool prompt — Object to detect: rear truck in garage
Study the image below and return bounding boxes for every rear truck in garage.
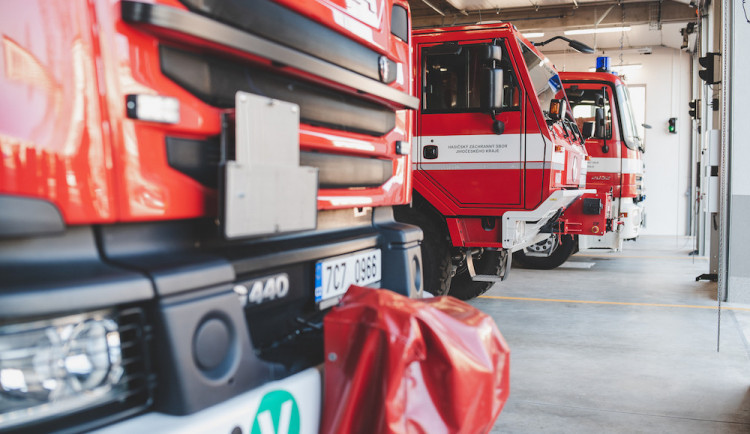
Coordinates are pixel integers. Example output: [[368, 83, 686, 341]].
[[559, 65, 645, 252], [514, 61, 646, 269], [396, 23, 608, 299], [0, 0, 426, 431]]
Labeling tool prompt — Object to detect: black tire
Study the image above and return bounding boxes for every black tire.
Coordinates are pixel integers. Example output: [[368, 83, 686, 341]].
[[448, 250, 503, 300], [513, 234, 577, 270], [393, 205, 453, 296]]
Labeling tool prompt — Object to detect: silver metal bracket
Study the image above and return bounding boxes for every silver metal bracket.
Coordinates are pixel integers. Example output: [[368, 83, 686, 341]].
[[224, 92, 318, 239], [467, 249, 512, 283]]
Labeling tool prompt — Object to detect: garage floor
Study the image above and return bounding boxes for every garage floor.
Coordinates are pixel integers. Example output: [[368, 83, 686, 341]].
[[470, 236, 750, 433]]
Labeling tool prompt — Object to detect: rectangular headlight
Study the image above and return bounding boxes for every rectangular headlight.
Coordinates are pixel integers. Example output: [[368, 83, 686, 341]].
[[0, 310, 125, 430], [126, 94, 180, 124]]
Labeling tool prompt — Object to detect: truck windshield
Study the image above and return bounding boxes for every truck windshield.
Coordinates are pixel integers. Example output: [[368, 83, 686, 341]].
[[422, 43, 518, 113], [568, 87, 612, 140], [615, 84, 642, 150], [519, 41, 562, 118]]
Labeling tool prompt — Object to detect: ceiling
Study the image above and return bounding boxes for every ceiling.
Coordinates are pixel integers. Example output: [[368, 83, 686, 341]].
[[421, 0, 693, 12], [407, 0, 699, 51]]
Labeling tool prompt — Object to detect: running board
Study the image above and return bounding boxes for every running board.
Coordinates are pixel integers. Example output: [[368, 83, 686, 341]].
[[467, 249, 512, 283]]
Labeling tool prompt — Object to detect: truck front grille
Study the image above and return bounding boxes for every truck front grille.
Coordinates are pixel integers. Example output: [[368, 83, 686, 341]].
[[177, 0, 394, 84], [160, 46, 396, 137], [165, 136, 393, 190]]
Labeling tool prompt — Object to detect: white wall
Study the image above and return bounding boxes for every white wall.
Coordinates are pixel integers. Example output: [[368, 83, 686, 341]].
[[731, 0, 750, 198], [547, 48, 693, 236], [726, 0, 750, 301]]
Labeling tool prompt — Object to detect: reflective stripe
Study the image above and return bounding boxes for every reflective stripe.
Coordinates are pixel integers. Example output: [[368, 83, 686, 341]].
[[587, 157, 642, 174], [416, 134, 519, 163], [420, 162, 521, 170], [622, 158, 643, 174], [413, 161, 552, 170], [579, 160, 588, 185], [413, 134, 569, 171], [415, 134, 548, 163]]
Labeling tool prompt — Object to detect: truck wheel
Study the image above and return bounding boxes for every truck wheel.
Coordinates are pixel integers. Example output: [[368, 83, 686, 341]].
[[394, 206, 453, 296], [448, 250, 502, 300], [513, 234, 577, 270]]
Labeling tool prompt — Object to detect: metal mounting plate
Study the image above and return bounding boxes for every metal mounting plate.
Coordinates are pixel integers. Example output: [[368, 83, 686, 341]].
[[224, 92, 318, 239]]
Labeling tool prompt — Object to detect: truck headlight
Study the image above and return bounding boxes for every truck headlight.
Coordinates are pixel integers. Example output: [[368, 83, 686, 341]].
[[0, 310, 124, 430]]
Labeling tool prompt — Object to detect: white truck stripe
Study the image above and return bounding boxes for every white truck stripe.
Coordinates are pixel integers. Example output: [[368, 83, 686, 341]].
[[587, 157, 642, 174], [415, 134, 548, 163]]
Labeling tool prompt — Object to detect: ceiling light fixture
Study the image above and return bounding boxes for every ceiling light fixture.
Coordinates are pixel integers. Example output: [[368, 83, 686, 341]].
[[588, 63, 643, 72], [564, 26, 632, 35], [602, 47, 653, 55]]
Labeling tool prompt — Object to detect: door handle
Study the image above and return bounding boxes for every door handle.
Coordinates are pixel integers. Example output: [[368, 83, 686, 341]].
[[423, 145, 438, 159]]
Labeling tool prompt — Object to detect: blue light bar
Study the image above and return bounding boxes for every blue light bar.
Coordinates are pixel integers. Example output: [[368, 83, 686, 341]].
[[596, 56, 610, 72]]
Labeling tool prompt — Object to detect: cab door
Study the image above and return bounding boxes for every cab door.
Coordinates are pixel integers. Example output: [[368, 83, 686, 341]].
[[565, 82, 622, 197], [414, 40, 524, 210]]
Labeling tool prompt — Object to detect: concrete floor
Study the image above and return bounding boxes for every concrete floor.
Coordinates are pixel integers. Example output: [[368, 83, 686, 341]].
[[470, 236, 750, 433]]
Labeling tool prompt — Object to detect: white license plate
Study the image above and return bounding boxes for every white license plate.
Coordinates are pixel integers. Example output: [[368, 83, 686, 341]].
[[315, 249, 381, 304]]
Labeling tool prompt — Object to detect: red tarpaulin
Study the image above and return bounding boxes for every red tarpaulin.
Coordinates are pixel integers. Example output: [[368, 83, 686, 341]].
[[321, 286, 510, 434]]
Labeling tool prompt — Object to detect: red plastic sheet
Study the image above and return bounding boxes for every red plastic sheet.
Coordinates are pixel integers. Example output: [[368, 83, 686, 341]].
[[321, 286, 510, 434]]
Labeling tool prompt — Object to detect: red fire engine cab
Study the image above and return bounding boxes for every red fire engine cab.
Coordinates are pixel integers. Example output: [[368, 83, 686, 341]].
[[511, 59, 644, 269], [560, 65, 645, 253], [396, 24, 607, 299], [0, 0, 422, 431]]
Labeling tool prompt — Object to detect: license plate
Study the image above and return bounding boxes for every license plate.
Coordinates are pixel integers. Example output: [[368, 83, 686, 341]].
[[315, 249, 381, 305]]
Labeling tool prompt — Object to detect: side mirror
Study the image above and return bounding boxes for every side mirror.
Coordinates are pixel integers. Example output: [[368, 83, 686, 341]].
[[566, 85, 585, 100], [582, 122, 594, 139], [481, 68, 504, 112], [480, 45, 503, 63], [594, 107, 606, 138], [534, 36, 594, 54], [594, 93, 605, 107], [548, 99, 566, 121]]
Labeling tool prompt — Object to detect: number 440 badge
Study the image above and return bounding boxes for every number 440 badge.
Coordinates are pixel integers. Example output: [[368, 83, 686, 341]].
[[251, 390, 301, 434]]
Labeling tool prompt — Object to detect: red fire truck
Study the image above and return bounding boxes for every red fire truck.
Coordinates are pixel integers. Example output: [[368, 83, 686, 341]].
[[513, 64, 645, 268], [0, 0, 422, 431], [561, 67, 645, 252], [396, 24, 607, 299]]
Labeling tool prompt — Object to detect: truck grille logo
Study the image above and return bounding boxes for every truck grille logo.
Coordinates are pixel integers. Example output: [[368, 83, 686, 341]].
[[234, 273, 290, 307]]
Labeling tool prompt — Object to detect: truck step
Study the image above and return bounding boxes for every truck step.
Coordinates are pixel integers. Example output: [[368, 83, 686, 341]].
[[467, 249, 511, 282]]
